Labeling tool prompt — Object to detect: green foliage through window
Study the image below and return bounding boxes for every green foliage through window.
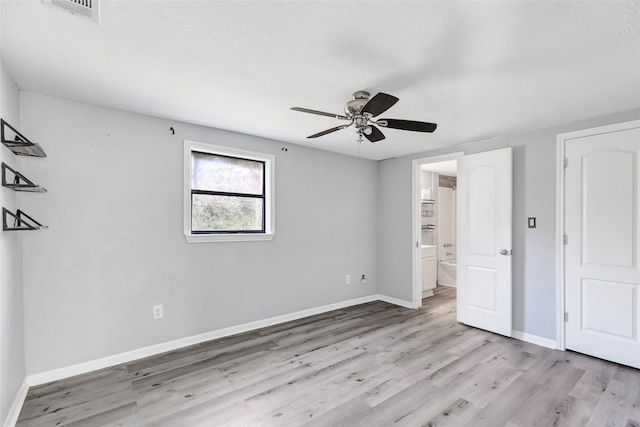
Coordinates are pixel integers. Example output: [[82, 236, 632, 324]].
[[190, 151, 265, 233]]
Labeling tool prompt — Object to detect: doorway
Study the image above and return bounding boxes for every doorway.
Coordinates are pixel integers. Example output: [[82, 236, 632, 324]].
[[418, 159, 459, 299], [412, 153, 463, 307]]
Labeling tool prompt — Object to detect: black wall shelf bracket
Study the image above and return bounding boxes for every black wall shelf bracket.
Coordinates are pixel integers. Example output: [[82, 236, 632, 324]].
[[1, 119, 47, 158], [1, 163, 47, 192], [2, 208, 48, 231]]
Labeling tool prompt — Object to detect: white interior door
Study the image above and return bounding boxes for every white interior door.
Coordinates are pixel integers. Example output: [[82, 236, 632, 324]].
[[457, 148, 512, 336], [565, 124, 640, 369]]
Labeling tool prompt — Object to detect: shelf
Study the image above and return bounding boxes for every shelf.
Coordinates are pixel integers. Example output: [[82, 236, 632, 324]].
[[2, 208, 48, 231], [2, 163, 47, 193], [0, 121, 48, 232], [421, 199, 436, 204], [1, 119, 47, 158]]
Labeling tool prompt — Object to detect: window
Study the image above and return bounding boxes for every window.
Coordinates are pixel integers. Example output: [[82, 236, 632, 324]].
[[184, 140, 274, 242]]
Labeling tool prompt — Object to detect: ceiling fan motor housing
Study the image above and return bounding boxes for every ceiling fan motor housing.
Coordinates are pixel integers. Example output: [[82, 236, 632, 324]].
[[345, 91, 371, 117]]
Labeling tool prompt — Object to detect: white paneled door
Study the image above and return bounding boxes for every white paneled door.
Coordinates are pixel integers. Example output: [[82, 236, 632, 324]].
[[457, 148, 513, 336], [565, 123, 640, 369]]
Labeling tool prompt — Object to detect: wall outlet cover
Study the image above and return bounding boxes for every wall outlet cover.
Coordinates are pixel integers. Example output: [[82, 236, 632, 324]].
[[153, 305, 163, 320]]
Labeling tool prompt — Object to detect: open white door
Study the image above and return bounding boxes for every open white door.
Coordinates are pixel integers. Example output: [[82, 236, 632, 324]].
[[564, 122, 640, 369], [457, 148, 512, 336]]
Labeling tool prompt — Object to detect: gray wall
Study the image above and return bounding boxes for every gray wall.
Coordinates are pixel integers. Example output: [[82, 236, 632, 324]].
[[13, 87, 640, 377], [0, 60, 26, 426], [20, 92, 379, 375], [378, 109, 640, 340]]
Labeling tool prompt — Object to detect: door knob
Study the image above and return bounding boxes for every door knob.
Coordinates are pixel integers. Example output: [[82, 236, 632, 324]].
[[500, 249, 510, 255]]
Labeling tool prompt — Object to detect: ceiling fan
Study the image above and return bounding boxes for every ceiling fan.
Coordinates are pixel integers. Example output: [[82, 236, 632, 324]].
[[291, 91, 437, 143]]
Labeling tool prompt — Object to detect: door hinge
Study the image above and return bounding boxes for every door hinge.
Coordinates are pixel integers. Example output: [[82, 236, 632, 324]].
[[564, 312, 569, 322], [416, 241, 419, 248], [563, 235, 568, 245], [564, 158, 568, 169]]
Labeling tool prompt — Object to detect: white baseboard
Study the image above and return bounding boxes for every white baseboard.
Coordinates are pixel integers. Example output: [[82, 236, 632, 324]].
[[511, 330, 557, 350], [27, 294, 385, 386], [23, 296, 557, 390], [3, 378, 28, 427], [422, 290, 435, 298], [437, 283, 456, 288], [377, 294, 415, 309]]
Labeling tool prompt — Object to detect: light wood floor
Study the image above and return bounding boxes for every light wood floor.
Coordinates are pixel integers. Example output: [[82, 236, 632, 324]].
[[16, 286, 640, 426]]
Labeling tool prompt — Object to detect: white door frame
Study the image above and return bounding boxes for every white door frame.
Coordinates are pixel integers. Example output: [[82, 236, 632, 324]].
[[412, 152, 465, 308], [555, 119, 640, 351]]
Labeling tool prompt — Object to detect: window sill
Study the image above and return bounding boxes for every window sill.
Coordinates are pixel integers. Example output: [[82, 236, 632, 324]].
[[185, 233, 275, 243]]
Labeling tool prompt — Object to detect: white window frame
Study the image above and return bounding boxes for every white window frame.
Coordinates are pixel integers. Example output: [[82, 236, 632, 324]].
[[183, 140, 275, 243]]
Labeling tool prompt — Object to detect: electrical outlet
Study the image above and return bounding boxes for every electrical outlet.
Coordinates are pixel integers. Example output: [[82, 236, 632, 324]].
[[153, 304, 163, 320], [346, 275, 351, 284], [360, 275, 367, 285]]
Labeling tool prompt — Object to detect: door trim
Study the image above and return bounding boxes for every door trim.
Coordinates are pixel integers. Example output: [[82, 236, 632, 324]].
[[412, 152, 465, 309], [555, 119, 640, 352]]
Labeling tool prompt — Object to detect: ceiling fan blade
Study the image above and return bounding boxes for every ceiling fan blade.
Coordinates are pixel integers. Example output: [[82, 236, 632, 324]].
[[291, 107, 350, 121], [377, 119, 437, 133], [307, 123, 352, 138], [364, 125, 385, 143], [361, 93, 399, 117]]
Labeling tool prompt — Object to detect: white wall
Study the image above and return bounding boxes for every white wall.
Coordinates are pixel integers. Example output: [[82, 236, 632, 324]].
[[0, 60, 26, 426], [19, 92, 378, 375], [378, 109, 640, 340]]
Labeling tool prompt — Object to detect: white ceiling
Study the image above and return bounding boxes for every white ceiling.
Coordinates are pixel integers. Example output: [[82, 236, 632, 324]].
[[1, 1, 639, 160], [422, 160, 457, 177]]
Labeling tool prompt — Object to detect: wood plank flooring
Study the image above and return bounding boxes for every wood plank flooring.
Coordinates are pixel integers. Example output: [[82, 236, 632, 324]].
[[16, 286, 640, 426]]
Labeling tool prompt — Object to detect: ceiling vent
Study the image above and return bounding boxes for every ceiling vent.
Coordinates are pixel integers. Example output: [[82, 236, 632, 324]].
[[49, 0, 99, 23]]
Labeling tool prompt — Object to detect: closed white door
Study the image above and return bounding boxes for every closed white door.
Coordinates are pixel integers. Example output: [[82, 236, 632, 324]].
[[565, 123, 640, 369], [457, 148, 512, 336]]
